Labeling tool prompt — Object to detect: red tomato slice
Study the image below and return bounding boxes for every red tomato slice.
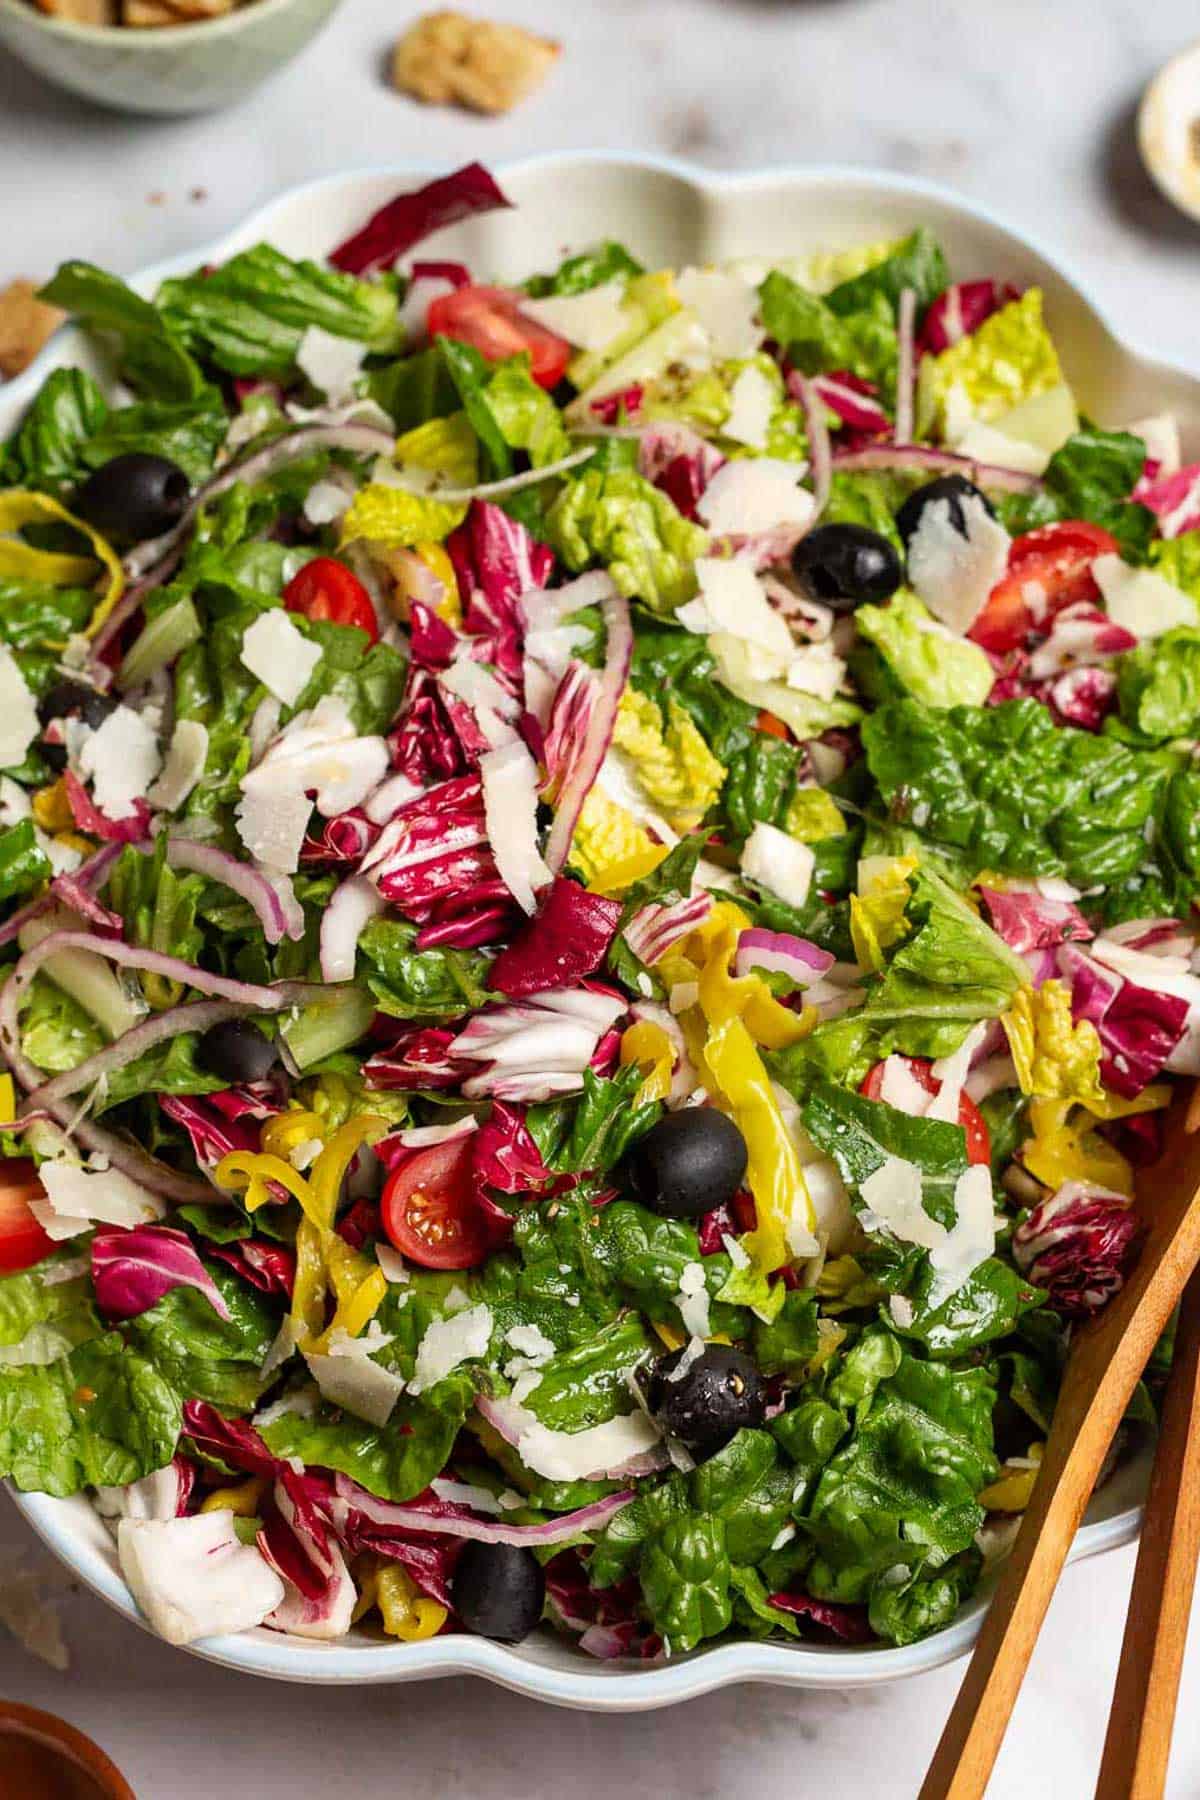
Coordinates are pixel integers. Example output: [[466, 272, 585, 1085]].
[[0, 1159, 55, 1275], [284, 558, 378, 641], [381, 1138, 490, 1270], [427, 285, 573, 389], [968, 522, 1119, 655], [860, 1057, 992, 1166]]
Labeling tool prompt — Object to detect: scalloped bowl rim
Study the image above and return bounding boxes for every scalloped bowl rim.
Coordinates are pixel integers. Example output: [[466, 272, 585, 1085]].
[[3, 151, 1188, 1705]]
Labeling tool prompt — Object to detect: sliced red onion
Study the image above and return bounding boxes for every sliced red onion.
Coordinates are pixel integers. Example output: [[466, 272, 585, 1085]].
[[325, 1471, 634, 1547], [543, 593, 633, 873], [831, 443, 1043, 495], [319, 875, 385, 984], [894, 288, 916, 445], [165, 838, 303, 947], [24, 999, 267, 1112], [9, 928, 282, 1014], [378, 447, 594, 506], [0, 841, 125, 949], [791, 373, 831, 519], [811, 371, 890, 435], [122, 424, 396, 584], [734, 927, 836, 986]]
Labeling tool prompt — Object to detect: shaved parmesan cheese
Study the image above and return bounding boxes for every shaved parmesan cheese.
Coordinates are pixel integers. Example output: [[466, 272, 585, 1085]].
[[675, 268, 763, 360], [696, 458, 815, 536], [1127, 413, 1180, 478], [78, 705, 162, 820], [364, 771, 423, 824], [408, 1303, 493, 1396], [928, 1023, 989, 1125], [722, 1232, 750, 1269], [888, 1294, 915, 1329], [880, 1054, 936, 1118], [147, 719, 208, 813], [235, 785, 313, 876], [480, 739, 551, 915], [520, 281, 629, 351], [441, 656, 520, 748], [32, 1159, 166, 1242], [497, 1403, 663, 1482], [239, 610, 323, 708], [505, 1322, 557, 1364], [1093, 552, 1197, 639], [304, 480, 353, 526], [723, 363, 777, 450], [295, 326, 368, 407], [678, 558, 794, 659], [304, 1328, 407, 1428], [950, 419, 1050, 476], [677, 1262, 711, 1338], [858, 1155, 943, 1251], [375, 1243, 409, 1284], [927, 1163, 995, 1305], [0, 649, 39, 772], [118, 1512, 285, 1647], [907, 495, 1011, 635], [432, 1478, 504, 1514], [740, 822, 814, 909], [261, 1316, 300, 1379], [784, 640, 845, 702]]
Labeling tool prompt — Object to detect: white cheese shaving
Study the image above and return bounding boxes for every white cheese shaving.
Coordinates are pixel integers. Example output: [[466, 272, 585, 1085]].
[[722, 363, 778, 450], [0, 649, 39, 772], [906, 495, 1011, 635], [721, 1232, 750, 1270], [950, 420, 1050, 476], [304, 1332, 407, 1429], [431, 1478, 503, 1515], [408, 1303, 493, 1396], [239, 610, 323, 708], [78, 705, 162, 820], [498, 1404, 663, 1482], [31, 1159, 166, 1242], [858, 1155, 943, 1251], [695, 457, 815, 536], [294, 326, 368, 407], [117, 1512, 285, 1647], [888, 1294, 916, 1330], [375, 1242, 409, 1284], [1126, 414, 1181, 479], [146, 719, 208, 813], [364, 770, 423, 824], [440, 656, 520, 748], [927, 1163, 996, 1306], [928, 1023, 989, 1124], [480, 738, 552, 915], [678, 557, 795, 659], [1093, 552, 1198, 639], [0, 775, 30, 826], [783, 639, 845, 702], [234, 785, 313, 876], [504, 1323, 557, 1364], [740, 821, 815, 909], [519, 281, 629, 351], [675, 268, 763, 359], [677, 1261, 711, 1339], [879, 1054, 936, 1118], [260, 1316, 301, 1379], [303, 480, 353, 525]]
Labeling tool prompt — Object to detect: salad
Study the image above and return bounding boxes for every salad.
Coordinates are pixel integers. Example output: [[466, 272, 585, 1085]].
[[0, 161, 1196, 1661]]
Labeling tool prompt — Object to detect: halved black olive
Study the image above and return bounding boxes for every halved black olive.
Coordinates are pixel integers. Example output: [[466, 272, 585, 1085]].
[[452, 1541, 545, 1642], [618, 1109, 748, 1220], [791, 523, 902, 612], [37, 679, 118, 730], [75, 453, 191, 545], [646, 1344, 766, 1458], [195, 1019, 278, 1085]]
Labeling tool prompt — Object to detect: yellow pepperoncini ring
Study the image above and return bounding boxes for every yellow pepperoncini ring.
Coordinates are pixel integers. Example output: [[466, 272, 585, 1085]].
[[0, 491, 124, 639], [309, 1116, 386, 1230], [978, 1443, 1044, 1514], [31, 779, 75, 834], [586, 841, 671, 896], [0, 1073, 15, 1125], [260, 1110, 326, 1161], [212, 1150, 315, 1217], [619, 1019, 675, 1107], [200, 1475, 268, 1518], [375, 1564, 448, 1642], [695, 918, 815, 1053], [1022, 1085, 1170, 1198]]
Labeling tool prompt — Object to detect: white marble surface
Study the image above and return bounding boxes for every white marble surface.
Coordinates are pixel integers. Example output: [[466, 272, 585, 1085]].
[[4, 0, 1200, 1793]]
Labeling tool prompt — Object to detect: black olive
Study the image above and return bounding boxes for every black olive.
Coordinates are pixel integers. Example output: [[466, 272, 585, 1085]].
[[195, 1019, 279, 1085], [618, 1109, 747, 1220], [37, 679, 117, 730], [894, 474, 996, 549], [39, 741, 68, 774], [791, 523, 902, 612], [646, 1344, 766, 1457], [452, 1541, 546, 1642], [75, 453, 191, 545]]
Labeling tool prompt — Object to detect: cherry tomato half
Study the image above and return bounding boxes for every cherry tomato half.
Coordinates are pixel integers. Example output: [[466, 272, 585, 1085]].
[[0, 1158, 55, 1275], [381, 1137, 491, 1270], [427, 285, 573, 390], [968, 522, 1119, 655], [860, 1057, 992, 1167], [284, 558, 378, 641]]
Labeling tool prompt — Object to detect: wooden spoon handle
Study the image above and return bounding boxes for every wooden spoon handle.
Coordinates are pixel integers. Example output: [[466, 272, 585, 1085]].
[[1094, 1264, 1200, 1800], [920, 1104, 1200, 1800]]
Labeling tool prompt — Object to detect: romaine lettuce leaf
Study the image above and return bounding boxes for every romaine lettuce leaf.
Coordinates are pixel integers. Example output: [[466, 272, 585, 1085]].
[[260, 1373, 473, 1503], [525, 241, 643, 297], [1, 368, 108, 493], [0, 820, 51, 902], [851, 590, 995, 709], [546, 464, 708, 612], [121, 1265, 278, 1413], [1116, 626, 1200, 740], [357, 916, 494, 1021], [39, 262, 206, 402]]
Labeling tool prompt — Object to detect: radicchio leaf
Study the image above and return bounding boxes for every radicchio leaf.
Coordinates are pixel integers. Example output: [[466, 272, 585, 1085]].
[[91, 1224, 232, 1322], [1061, 943, 1188, 1097], [488, 877, 622, 998], [328, 163, 512, 277], [1013, 1180, 1140, 1317], [916, 280, 1021, 356]]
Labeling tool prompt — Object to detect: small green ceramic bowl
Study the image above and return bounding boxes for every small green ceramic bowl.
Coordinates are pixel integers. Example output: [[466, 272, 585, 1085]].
[[0, 0, 343, 115]]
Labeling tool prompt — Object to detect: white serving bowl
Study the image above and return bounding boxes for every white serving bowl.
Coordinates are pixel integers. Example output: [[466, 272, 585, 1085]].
[[4, 153, 1195, 1705]]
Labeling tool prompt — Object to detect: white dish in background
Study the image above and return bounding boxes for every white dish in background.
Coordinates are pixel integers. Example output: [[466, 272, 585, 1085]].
[[1139, 38, 1200, 223], [2, 152, 1189, 1705]]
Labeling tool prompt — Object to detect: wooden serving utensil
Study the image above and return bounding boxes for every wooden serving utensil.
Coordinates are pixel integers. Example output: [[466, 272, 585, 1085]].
[[1093, 1257, 1200, 1800], [920, 1095, 1200, 1800]]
